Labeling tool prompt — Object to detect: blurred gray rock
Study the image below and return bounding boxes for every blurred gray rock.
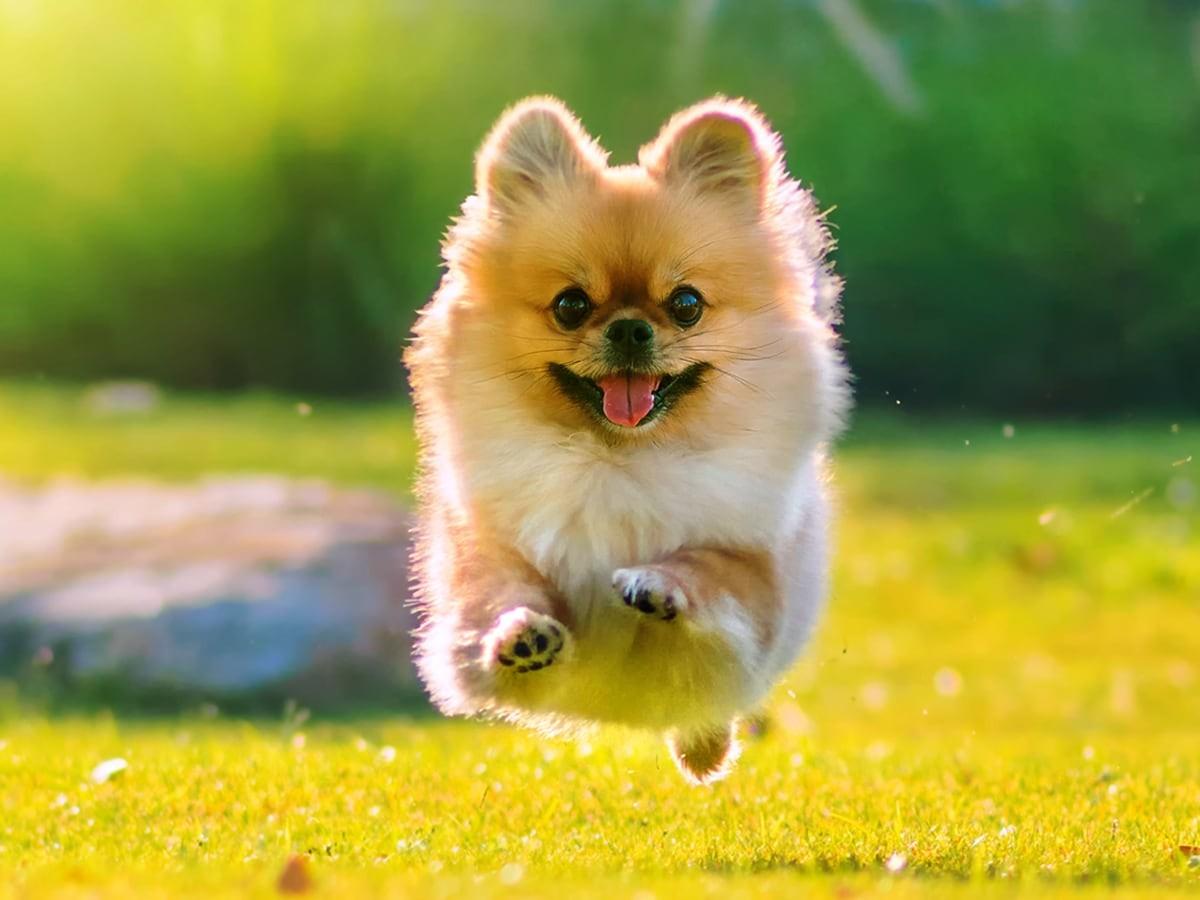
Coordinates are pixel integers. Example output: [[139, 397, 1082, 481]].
[[82, 380, 162, 416], [0, 476, 418, 705]]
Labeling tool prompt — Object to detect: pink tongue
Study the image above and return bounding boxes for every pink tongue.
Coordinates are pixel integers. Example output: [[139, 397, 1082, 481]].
[[596, 373, 661, 427]]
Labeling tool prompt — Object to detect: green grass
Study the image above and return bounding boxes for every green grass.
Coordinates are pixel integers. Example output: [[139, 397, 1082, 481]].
[[1, 382, 1199, 897], [0, 381, 415, 494]]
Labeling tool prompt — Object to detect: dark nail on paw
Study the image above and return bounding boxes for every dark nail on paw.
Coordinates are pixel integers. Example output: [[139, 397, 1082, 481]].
[[527, 661, 544, 671], [514, 640, 532, 658], [498, 655, 515, 666], [663, 610, 677, 622]]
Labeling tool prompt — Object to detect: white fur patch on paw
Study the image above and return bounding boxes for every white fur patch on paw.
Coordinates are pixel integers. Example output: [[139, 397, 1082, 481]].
[[481, 607, 571, 674], [612, 566, 689, 622]]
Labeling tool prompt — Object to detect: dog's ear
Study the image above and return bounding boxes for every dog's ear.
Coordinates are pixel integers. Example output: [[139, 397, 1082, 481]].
[[476, 97, 606, 214], [640, 97, 780, 208]]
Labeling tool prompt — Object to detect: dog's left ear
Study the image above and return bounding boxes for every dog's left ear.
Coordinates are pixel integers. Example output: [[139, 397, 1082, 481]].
[[640, 98, 780, 208]]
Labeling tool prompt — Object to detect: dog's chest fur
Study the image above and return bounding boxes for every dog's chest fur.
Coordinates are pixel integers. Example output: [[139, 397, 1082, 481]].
[[465, 425, 801, 608]]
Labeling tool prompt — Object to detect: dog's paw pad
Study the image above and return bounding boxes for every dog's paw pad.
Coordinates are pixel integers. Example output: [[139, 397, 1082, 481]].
[[482, 607, 570, 673], [612, 567, 689, 622]]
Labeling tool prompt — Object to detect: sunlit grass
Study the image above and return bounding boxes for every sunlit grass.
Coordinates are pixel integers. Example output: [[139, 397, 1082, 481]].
[[0, 381, 415, 495], [1, 382, 1198, 896], [3, 722, 1199, 898]]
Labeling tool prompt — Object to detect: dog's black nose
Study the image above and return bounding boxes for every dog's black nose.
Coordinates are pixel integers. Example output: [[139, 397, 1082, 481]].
[[604, 318, 654, 351]]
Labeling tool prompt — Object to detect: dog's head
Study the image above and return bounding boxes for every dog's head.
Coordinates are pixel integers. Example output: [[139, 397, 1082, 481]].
[[440, 96, 842, 445]]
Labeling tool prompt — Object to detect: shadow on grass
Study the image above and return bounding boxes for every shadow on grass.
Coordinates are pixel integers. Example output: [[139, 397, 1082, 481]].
[[0, 647, 437, 722]]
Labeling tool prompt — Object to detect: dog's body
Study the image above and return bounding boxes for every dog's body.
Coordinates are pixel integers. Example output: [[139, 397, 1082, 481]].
[[405, 96, 848, 783]]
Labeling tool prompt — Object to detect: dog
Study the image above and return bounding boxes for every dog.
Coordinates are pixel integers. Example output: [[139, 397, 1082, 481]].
[[404, 95, 848, 783]]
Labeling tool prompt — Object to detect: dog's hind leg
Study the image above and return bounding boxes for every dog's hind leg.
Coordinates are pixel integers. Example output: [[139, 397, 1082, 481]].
[[667, 720, 741, 785]]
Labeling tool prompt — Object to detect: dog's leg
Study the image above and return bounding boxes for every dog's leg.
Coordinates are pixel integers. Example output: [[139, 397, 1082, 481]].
[[612, 546, 778, 655], [444, 539, 574, 678], [612, 548, 778, 784], [480, 605, 571, 673], [667, 720, 741, 785]]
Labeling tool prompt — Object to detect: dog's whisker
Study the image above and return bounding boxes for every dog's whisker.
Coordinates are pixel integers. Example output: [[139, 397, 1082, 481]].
[[474, 324, 578, 343], [499, 347, 578, 362], [660, 322, 783, 350], [665, 341, 783, 354], [681, 357, 763, 394], [671, 349, 788, 364], [512, 371, 554, 401], [468, 366, 544, 386]]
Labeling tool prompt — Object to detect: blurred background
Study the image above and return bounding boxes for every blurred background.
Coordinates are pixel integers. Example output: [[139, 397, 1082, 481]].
[[2, 0, 1198, 410], [0, 1, 1197, 719]]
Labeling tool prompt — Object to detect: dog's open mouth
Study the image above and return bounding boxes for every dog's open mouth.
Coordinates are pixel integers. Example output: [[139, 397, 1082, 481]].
[[547, 362, 710, 428]]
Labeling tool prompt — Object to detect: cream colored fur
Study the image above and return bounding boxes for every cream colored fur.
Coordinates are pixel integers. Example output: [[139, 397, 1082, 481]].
[[405, 95, 849, 783]]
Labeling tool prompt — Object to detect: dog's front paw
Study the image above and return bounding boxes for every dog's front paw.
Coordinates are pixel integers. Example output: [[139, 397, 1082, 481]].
[[481, 607, 571, 673], [612, 566, 689, 622]]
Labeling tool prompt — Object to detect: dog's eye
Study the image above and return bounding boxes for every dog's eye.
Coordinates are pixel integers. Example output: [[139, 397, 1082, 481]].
[[552, 289, 592, 330], [667, 288, 703, 327]]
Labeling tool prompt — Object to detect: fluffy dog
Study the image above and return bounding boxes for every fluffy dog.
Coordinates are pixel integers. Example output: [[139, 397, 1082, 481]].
[[405, 95, 848, 783]]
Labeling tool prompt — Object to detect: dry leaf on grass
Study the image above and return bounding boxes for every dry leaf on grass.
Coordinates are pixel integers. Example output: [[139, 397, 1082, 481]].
[[277, 854, 313, 894]]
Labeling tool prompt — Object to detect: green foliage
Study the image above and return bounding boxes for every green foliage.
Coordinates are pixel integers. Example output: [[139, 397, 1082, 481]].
[[1, 1, 1198, 406]]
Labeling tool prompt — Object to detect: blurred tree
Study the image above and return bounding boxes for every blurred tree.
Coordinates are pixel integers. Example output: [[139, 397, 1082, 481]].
[[0, 0, 1196, 411]]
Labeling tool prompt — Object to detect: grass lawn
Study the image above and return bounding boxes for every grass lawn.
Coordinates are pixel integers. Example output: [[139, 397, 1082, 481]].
[[1, 381, 1199, 897]]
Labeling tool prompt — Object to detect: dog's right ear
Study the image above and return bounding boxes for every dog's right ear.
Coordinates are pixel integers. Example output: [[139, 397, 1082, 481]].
[[476, 97, 607, 214]]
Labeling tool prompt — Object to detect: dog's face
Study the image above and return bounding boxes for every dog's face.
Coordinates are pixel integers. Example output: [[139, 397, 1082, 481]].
[[444, 97, 829, 445]]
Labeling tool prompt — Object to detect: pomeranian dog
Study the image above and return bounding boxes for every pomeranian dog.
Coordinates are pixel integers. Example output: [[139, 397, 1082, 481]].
[[405, 95, 848, 784]]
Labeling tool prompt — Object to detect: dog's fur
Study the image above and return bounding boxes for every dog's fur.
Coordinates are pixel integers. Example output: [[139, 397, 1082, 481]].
[[404, 96, 848, 784]]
